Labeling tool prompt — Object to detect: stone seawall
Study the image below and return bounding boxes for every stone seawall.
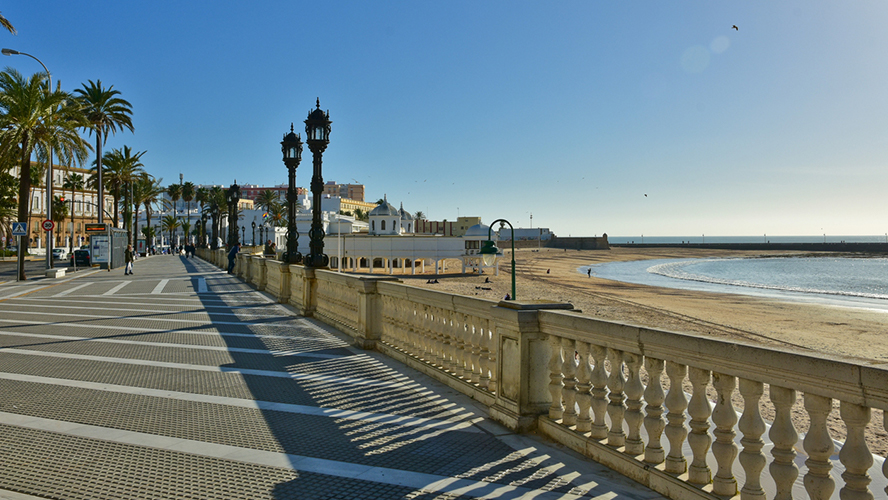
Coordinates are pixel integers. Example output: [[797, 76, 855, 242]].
[[611, 242, 888, 253]]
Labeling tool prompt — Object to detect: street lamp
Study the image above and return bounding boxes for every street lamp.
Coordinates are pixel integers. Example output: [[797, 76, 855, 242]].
[[479, 219, 516, 300], [281, 123, 303, 264], [304, 98, 331, 268], [3, 48, 54, 270], [226, 181, 240, 247], [241, 225, 245, 245], [251, 221, 256, 246], [201, 212, 208, 247]]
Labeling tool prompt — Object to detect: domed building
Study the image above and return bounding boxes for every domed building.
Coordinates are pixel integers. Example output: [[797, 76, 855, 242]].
[[368, 195, 414, 236]]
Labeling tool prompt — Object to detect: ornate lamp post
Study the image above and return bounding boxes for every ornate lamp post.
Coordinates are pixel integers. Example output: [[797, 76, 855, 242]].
[[479, 219, 516, 300], [260, 223, 265, 245], [251, 221, 256, 246], [241, 225, 245, 245], [226, 181, 240, 247], [304, 98, 331, 267], [281, 124, 303, 263], [201, 213, 208, 247]]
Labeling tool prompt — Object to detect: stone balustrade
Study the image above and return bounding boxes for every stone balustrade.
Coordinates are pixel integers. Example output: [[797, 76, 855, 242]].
[[196, 247, 888, 500]]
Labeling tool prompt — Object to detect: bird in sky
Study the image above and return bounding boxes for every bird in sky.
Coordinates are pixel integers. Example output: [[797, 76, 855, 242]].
[[644, 194, 648, 197], [732, 25, 739, 31]]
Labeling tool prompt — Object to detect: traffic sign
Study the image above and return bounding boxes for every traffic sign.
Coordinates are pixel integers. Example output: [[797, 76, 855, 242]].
[[42, 219, 55, 232], [11, 222, 27, 236]]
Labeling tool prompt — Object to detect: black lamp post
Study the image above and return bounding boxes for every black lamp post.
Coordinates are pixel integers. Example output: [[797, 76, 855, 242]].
[[226, 181, 240, 247], [304, 98, 331, 267], [241, 225, 245, 245], [201, 213, 208, 247], [281, 124, 303, 264], [479, 219, 516, 300], [260, 223, 265, 245], [251, 221, 256, 246]]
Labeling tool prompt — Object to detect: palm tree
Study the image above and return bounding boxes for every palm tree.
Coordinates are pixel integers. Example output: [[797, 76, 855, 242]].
[[205, 186, 226, 249], [353, 208, 369, 222], [92, 146, 145, 234], [75, 80, 134, 225], [180, 219, 192, 245], [0, 68, 89, 279], [0, 11, 16, 34], [414, 211, 426, 221], [138, 175, 164, 251], [160, 215, 179, 252], [181, 181, 194, 243], [257, 189, 280, 214]]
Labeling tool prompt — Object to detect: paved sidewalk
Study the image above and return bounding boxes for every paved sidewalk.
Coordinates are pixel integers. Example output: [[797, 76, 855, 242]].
[[0, 255, 662, 499]]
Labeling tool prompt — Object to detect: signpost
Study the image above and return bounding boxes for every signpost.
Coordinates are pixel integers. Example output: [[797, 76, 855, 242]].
[[41, 219, 54, 232], [11, 222, 27, 282]]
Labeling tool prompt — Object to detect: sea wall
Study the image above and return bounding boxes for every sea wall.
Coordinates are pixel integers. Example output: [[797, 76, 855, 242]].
[[611, 242, 888, 253]]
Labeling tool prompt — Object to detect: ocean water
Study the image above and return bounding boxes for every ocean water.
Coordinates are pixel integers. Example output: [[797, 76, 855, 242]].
[[581, 256, 888, 311], [608, 235, 888, 244]]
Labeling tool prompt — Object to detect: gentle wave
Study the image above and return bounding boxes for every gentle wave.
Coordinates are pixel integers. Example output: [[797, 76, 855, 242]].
[[647, 258, 888, 300]]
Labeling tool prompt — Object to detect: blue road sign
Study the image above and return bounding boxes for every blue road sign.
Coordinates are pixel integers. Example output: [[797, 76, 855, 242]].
[[11, 222, 27, 236]]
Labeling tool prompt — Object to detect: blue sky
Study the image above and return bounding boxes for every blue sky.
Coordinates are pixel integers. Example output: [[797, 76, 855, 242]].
[[3, 1, 887, 237]]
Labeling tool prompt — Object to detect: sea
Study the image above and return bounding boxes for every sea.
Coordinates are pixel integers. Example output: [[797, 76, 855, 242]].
[[580, 254, 888, 312]]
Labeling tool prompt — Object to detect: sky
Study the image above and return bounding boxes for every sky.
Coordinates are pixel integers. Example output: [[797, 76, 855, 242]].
[[3, 1, 888, 237]]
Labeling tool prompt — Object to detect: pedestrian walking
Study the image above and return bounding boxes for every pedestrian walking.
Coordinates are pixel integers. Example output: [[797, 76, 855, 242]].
[[227, 240, 240, 274], [124, 244, 135, 275]]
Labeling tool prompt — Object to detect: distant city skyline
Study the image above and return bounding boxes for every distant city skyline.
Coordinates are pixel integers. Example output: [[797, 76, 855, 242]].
[[3, 2, 887, 237]]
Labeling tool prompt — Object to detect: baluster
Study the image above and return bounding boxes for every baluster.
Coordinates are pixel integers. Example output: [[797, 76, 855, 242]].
[[711, 372, 738, 496], [769, 386, 798, 500], [441, 310, 454, 372], [589, 345, 609, 439], [665, 361, 689, 474], [575, 341, 593, 433], [455, 313, 468, 378], [687, 367, 712, 485], [435, 308, 447, 367], [803, 393, 834, 500], [487, 321, 497, 394], [738, 379, 766, 500], [447, 310, 459, 373], [883, 411, 887, 498], [548, 335, 565, 420], [623, 352, 645, 455], [561, 337, 578, 426], [643, 357, 666, 464], [606, 348, 626, 447], [478, 319, 492, 390], [420, 306, 430, 360], [470, 316, 482, 384], [839, 401, 873, 500]]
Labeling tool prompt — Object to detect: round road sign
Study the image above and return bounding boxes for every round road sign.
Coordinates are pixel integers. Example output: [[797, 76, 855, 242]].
[[42, 219, 54, 231]]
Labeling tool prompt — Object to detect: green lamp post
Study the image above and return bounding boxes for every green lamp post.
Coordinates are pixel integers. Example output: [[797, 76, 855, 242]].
[[479, 219, 515, 300]]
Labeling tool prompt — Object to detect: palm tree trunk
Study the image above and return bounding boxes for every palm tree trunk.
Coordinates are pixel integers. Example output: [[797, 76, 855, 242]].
[[96, 131, 104, 225], [16, 135, 31, 280]]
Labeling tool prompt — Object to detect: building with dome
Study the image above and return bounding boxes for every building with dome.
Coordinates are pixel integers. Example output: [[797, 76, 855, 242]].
[[368, 196, 414, 236]]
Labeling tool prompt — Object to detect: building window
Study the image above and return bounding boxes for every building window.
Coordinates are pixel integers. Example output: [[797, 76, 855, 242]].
[[381, 220, 386, 231], [372, 220, 375, 231]]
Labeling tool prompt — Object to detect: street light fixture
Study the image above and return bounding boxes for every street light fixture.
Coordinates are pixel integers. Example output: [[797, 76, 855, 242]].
[[251, 221, 256, 246], [281, 123, 303, 264], [3, 48, 54, 270], [304, 98, 331, 268], [226, 181, 240, 247], [479, 219, 516, 300], [201, 212, 208, 247]]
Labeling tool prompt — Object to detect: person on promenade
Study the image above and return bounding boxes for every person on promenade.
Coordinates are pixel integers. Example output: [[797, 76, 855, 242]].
[[227, 240, 240, 274], [263, 240, 273, 258], [124, 245, 134, 275]]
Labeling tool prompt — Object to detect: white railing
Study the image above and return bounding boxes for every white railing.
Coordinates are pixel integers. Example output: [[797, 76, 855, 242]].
[[197, 248, 888, 500]]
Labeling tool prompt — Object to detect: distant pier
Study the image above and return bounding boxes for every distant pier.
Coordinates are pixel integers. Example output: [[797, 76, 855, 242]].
[[610, 242, 888, 253]]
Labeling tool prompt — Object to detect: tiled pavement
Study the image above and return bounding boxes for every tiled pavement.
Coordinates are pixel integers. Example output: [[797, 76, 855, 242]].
[[0, 256, 663, 499]]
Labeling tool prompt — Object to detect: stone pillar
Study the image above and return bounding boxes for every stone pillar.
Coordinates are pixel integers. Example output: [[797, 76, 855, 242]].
[[488, 300, 573, 432], [353, 277, 399, 349]]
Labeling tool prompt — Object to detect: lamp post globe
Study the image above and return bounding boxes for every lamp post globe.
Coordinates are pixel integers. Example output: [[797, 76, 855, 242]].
[[304, 98, 331, 268], [281, 123, 303, 264]]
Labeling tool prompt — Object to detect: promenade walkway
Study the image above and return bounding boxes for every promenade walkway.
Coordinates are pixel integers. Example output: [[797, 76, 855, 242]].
[[0, 255, 661, 499]]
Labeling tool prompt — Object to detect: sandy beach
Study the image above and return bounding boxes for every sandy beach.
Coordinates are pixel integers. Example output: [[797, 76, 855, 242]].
[[393, 246, 888, 456]]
